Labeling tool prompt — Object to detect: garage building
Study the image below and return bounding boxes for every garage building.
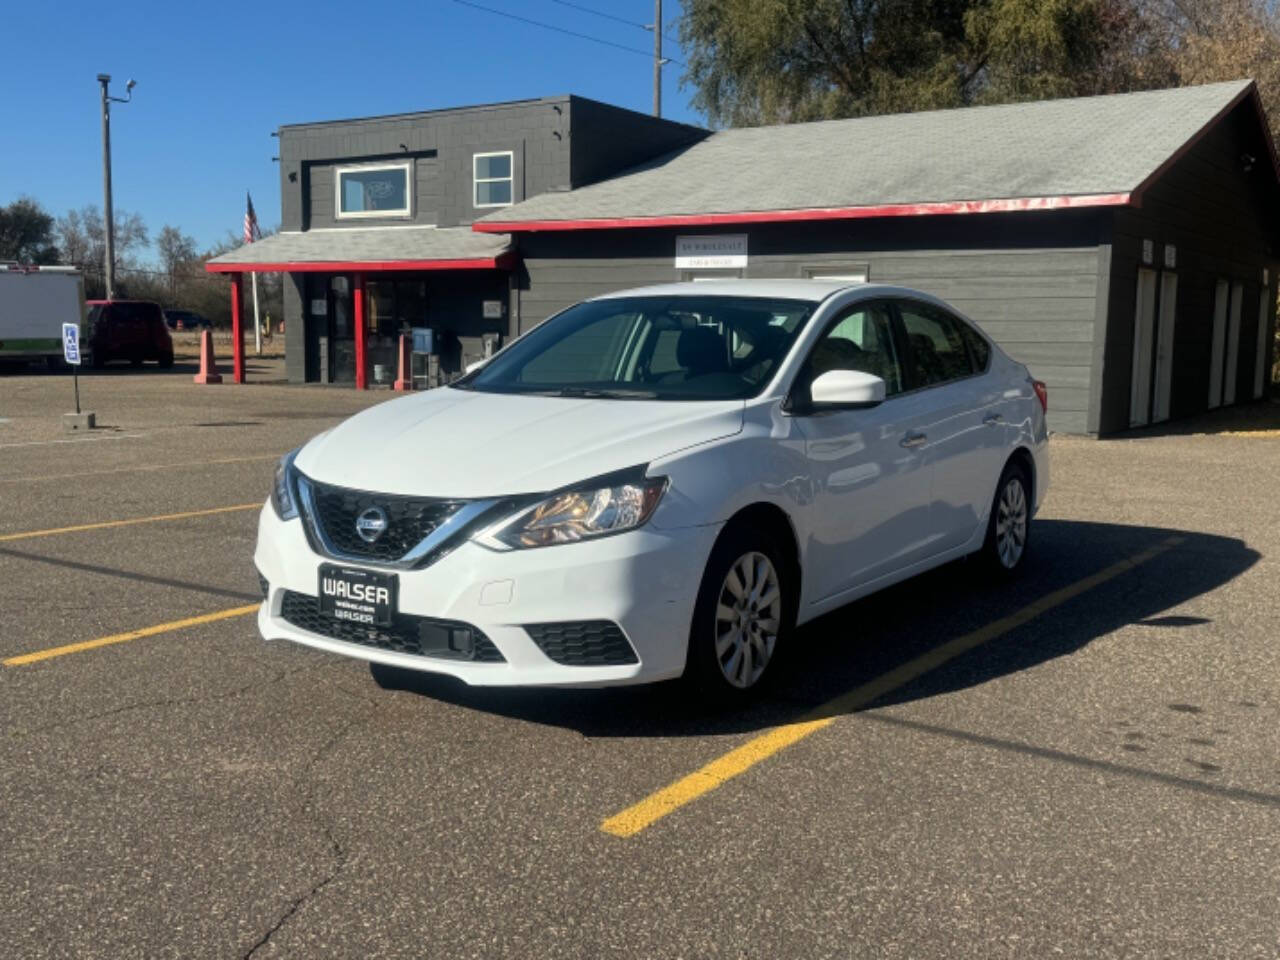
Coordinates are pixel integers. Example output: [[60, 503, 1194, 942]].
[[476, 79, 1279, 435]]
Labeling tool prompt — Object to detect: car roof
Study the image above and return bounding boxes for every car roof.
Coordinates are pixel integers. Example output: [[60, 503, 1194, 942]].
[[588, 278, 945, 305]]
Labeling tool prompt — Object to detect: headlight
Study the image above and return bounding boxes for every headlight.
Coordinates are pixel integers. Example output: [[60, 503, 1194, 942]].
[[475, 471, 668, 550], [271, 449, 300, 520]]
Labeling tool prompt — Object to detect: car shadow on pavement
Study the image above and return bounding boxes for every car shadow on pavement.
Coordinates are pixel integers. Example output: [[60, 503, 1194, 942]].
[[373, 519, 1259, 738]]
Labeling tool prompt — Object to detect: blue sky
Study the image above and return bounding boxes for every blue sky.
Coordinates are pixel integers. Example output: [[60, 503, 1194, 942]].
[[0, 0, 697, 261]]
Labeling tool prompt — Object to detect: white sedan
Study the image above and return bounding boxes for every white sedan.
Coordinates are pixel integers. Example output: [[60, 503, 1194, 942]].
[[254, 280, 1048, 700]]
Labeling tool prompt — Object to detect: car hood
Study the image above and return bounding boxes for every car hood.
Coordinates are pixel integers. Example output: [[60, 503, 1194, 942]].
[[295, 388, 745, 497]]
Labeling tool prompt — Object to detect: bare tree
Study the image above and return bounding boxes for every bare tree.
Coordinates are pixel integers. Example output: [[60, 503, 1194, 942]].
[[156, 225, 197, 295]]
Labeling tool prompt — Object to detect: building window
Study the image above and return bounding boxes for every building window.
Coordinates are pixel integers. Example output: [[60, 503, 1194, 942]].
[[474, 151, 514, 207], [335, 162, 412, 219], [804, 264, 870, 283]]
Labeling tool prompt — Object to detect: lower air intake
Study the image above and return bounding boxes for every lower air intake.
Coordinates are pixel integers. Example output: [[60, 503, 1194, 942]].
[[524, 621, 638, 666], [279, 591, 505, 663]]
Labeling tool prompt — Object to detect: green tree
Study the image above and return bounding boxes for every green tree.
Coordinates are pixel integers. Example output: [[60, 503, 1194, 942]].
[[0, 196, 59, 264], [679, 0, 1168, 126]]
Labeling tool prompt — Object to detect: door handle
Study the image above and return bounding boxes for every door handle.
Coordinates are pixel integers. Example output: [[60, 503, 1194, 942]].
[[900, 430, 927, 449], [983, 412, 1004, 426]]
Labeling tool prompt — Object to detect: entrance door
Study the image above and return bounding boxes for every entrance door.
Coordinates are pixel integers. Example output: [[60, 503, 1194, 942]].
[[1257, 285, 1273, 399], [1224, 281, 1244, 404], [1208, 280, 1229, 409], [1130, 269, 1158, 427], [327, 275, 354, 384], [1152, 272, 1178, 423]]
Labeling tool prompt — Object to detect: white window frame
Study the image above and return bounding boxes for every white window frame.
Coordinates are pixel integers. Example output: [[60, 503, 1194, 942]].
[[473, 151, 515, 209], [803, 263, 870, 284], [334, 161, 413, 220]]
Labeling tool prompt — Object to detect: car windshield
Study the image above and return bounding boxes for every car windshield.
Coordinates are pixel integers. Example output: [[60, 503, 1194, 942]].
[[456, 295, 817, 400]]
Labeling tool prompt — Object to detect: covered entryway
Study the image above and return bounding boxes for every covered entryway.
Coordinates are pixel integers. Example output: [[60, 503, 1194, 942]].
[[205, 226, 514, 387]]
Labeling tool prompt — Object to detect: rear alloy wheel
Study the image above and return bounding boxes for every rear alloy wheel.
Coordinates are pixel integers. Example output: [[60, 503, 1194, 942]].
[[983, 463, 1031, 575], [687, 525, 792, 701]]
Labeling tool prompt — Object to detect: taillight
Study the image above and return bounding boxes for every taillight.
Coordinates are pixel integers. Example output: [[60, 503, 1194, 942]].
[[1032, 379, 1048, 413]]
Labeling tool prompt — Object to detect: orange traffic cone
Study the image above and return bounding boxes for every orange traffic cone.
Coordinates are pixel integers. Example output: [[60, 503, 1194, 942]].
[[393, 333, 413, 391], [193, 329, 223, 384]]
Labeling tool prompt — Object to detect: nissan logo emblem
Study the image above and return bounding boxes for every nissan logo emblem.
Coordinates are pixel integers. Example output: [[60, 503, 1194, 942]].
[[355, 506, 389, 543]]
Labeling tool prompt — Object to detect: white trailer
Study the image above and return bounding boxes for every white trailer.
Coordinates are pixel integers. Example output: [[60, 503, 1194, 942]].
[[0, 264, 87, 367]]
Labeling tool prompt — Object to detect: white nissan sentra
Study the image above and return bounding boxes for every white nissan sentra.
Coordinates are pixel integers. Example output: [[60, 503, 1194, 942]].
[[255, 280, 1048, 700]]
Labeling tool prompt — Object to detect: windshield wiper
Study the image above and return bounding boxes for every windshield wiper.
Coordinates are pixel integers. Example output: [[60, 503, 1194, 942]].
[[531, 386, 659, 400]]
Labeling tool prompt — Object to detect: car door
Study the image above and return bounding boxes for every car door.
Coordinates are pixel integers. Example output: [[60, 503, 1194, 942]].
[[894, 299, 1007, 554], [792, 300, 937, 602]]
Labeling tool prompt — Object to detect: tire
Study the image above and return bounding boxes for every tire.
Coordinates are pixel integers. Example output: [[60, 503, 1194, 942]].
[[91, 351, 106, 369], [158, 351, 174, 369], [981, 461, 1032, 576], [685, 522, 794, 703]]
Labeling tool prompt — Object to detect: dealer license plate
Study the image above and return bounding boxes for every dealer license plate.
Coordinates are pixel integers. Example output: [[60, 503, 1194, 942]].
[[318, 564, 397, 627]]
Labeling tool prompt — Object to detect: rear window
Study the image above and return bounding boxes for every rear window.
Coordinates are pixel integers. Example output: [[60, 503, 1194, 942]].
[[107, 302, 164, 325]]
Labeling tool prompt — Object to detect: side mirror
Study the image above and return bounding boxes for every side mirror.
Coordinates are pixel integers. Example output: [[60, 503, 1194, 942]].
[[809, 369, 886, 410]]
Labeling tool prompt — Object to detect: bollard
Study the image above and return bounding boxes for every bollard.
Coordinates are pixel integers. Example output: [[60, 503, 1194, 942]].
[[393, 333, 414, 391]]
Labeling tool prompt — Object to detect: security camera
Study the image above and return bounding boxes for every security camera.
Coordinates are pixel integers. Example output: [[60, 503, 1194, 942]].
[[126, 79, 136, 92]]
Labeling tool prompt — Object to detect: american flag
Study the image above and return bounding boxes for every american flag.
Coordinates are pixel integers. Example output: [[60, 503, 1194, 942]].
[[243, 192, 261, 244]]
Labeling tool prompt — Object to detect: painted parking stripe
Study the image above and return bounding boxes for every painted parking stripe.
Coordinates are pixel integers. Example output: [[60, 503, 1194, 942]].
[[0, 433, 144, 449], [3, 605, 260, 667], [0, 503, 261, 543], [0, 453, 282, 484], [600, 535, 1185, 838]]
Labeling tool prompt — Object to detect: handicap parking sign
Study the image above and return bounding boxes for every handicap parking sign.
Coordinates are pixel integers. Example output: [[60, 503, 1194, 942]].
[[62, 323, 81, 365]]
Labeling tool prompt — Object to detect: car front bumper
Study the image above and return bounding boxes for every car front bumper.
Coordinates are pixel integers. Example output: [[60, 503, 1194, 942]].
[[253, 504, 721, 687]]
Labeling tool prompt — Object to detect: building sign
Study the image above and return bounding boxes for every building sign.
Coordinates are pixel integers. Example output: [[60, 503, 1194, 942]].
[[482, 300, 504, 319], [1142, 239, 1154, 265], [675, 234, 748, 269], [1164, 244, 1177, 269]]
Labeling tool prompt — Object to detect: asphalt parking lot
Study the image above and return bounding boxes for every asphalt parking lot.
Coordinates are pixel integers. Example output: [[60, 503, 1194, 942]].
[[1, 365, 1278, 959]]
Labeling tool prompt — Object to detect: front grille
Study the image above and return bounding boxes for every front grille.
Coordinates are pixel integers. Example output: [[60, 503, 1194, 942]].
[[304, 476, 464, 564], [279, 590, 505, 662], [524, 621, 638, 666]]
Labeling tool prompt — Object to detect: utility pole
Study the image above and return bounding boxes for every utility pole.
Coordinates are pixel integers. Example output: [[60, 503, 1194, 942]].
[[97, 75, 115, 300], [652, 0, 662, 117], [97, 74, 135, 301]]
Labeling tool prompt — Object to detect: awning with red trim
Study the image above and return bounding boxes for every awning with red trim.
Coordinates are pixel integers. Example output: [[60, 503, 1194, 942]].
[[205, 225, 514, 273]]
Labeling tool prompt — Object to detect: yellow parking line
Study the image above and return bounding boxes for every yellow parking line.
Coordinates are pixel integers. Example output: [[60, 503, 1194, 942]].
[[601, 535, 1185, 838], [0, 503, 261, 543], [3, 605, 260, 667]]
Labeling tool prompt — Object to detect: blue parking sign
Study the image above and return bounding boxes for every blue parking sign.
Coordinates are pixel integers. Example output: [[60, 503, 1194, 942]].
[[62, 323, 81, 365]]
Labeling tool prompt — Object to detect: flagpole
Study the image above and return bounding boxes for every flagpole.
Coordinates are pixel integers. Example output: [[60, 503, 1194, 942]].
[[251, 271, 262, 355]]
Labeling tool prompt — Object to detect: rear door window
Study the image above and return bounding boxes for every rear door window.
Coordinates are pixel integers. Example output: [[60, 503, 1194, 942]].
[[897, 301, 977, 388]]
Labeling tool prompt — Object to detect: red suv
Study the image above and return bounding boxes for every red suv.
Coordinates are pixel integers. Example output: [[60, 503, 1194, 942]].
[[86, 300, 175, 368]]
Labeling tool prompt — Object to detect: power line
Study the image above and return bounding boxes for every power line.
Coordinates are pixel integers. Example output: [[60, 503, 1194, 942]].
[[546, 0, 679, 44], [447, 0, 684, 66]]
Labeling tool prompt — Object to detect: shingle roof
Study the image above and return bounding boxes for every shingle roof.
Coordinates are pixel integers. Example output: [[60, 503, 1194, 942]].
[[206, 226, 512, 272], [476, 80, 1261, 230]]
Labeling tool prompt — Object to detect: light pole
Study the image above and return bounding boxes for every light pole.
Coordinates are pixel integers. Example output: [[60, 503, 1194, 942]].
[[97, 74, 135, 300]]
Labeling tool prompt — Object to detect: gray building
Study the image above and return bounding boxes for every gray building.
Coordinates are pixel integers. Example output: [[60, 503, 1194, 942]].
[[475, 79, 1280, 435], [208, 95, 705, 386], [211, 81, 1279, 435]]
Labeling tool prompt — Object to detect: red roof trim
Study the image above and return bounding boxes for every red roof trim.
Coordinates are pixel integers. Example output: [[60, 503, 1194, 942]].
[[472, 193, 1133, 233], [204, 253, 514, 274]]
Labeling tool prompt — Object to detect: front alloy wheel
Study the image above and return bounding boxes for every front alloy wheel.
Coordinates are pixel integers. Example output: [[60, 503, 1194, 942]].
[[688, 524, 792, 701], [714, 551, 782, 689]]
